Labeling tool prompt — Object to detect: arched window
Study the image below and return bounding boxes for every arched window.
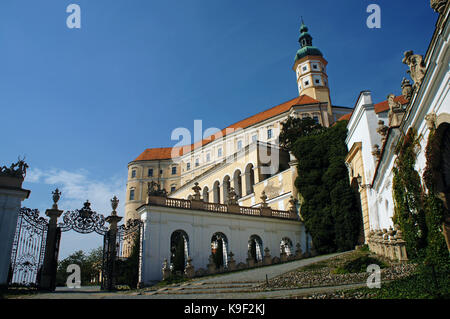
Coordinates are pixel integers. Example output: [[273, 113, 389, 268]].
[[170, 230, 189, 272], [248, 235, 263, 263], [245, 164, 255, 195], [280, 237, 293, 256], [213, 181, 220, 204], [203, 186, 209, 203], [211, 232, 229, 269], [233, 170, 242, 198], [222, 176, 231, 204]]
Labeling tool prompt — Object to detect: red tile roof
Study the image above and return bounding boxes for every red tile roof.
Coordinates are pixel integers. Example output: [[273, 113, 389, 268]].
[[337, 95, 409, 123], [337, 113, 352, 121], [374, 95, 408, 113], [134, 95, 321, 161]]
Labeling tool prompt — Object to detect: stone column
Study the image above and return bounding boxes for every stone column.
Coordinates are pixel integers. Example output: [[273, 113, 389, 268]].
[[162, 259, 171, 280], [227, 252, 236, 271], [184, 257, 195, 278], [103, 196, 122, 291], [0, 163, 30, 287], [39, 189, 63, 291], [263, 247, 272, 266], [207, 254, 217, 274]]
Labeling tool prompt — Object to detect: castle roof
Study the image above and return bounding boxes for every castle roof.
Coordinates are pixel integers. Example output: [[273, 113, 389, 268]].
[[336, 95, 409, 122], [133, 95, 321, 162]]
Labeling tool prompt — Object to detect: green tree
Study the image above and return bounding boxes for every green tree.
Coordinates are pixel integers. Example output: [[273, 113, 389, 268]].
[[279, 116, 324, 150], [289, 120, 362, 254], [56, 248, 103, 286]]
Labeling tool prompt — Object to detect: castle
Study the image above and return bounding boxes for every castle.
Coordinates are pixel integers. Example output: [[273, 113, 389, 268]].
[[124, 22, 352, 223]]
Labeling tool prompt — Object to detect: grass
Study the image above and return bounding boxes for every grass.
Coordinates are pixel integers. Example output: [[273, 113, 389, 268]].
[[339, 269, 450, 299], [332, 255, 389, 274]]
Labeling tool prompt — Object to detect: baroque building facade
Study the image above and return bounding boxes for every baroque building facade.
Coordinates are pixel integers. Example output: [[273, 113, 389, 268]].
[[343, 1, 450, 253], [125, 22, 352, 223]]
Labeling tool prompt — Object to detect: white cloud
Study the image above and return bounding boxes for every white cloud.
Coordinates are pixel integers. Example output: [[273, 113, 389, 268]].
[[27, 167, 126, 217]]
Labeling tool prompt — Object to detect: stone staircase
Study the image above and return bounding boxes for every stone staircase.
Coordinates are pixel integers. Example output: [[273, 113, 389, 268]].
[[143, 280, 263, 296]]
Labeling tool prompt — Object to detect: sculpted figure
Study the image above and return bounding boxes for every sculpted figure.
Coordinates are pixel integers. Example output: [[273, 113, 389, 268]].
[[402, 51, 427, 90]]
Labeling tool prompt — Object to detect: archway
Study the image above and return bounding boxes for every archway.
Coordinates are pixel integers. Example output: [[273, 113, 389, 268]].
[[245, 164, 255, 195], [203, 186, 209, 203], [280, 237, 293, 256], [213, 181, 220, 203], [211, 232, 229, 269], [351, 177, 365, 245], [233, 170, 243, 198], [222, 176, 231, 204], [248, 235, 263, 263], [170, 230, 189, 273]]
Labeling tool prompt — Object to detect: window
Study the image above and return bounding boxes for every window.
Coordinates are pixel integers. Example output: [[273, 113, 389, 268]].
[[148, 168, 153, 177], [304, 80, 310, 86], [171, 186, 176, 192], [186, 162, 191, 171], [313, 115, 319, 124], [237, 140, 243, 150], [302, 65, 307, 72], [252, 135, 257, 143], [206, 153, 211, 162], [171, 166, 177, 175], [159, 169, 163, 175], [267, 129, 273, 139], [195, 158, 200, 167], [129, 189, 135, 201], [131, 170, 136, 178], [218, 148, 222, 157], [312, 63, 319, 70]]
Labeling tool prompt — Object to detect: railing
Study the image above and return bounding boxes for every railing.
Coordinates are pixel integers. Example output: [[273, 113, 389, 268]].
[[240, 207, 261, 216], [271, 210, 291, 219], [204, 202, 228, 213], [165, 198, 192, 209], [147, 196, 299, 221]]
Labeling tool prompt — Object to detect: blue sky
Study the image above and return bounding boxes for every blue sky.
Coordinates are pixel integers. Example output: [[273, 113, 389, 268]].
[[0, 0, 438, 258]]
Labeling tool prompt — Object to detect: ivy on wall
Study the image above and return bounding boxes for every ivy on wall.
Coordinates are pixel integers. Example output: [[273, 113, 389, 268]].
[[392, 127, 449, 272]]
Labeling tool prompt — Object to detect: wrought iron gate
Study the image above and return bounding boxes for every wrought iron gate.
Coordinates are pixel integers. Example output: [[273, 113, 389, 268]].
[[101, 218, 143, 290], [8, 194, 143, 291], [8, 208, 49, 287]]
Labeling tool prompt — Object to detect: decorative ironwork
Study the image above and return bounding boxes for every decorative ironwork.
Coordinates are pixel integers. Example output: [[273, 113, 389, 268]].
[[9, 208, 48, 287], [59, 200, 108, 235]]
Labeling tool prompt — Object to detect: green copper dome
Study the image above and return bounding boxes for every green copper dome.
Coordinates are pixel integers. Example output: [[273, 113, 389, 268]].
[[294, 22, 323, 62]]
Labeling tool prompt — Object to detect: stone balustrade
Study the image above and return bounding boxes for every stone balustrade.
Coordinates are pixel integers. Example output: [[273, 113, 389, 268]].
[[147, 195, 299, 221], [367, 226, 408, 262]]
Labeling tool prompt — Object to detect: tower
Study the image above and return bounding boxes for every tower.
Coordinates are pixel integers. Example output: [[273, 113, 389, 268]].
[[293, 21, 333, 119]]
